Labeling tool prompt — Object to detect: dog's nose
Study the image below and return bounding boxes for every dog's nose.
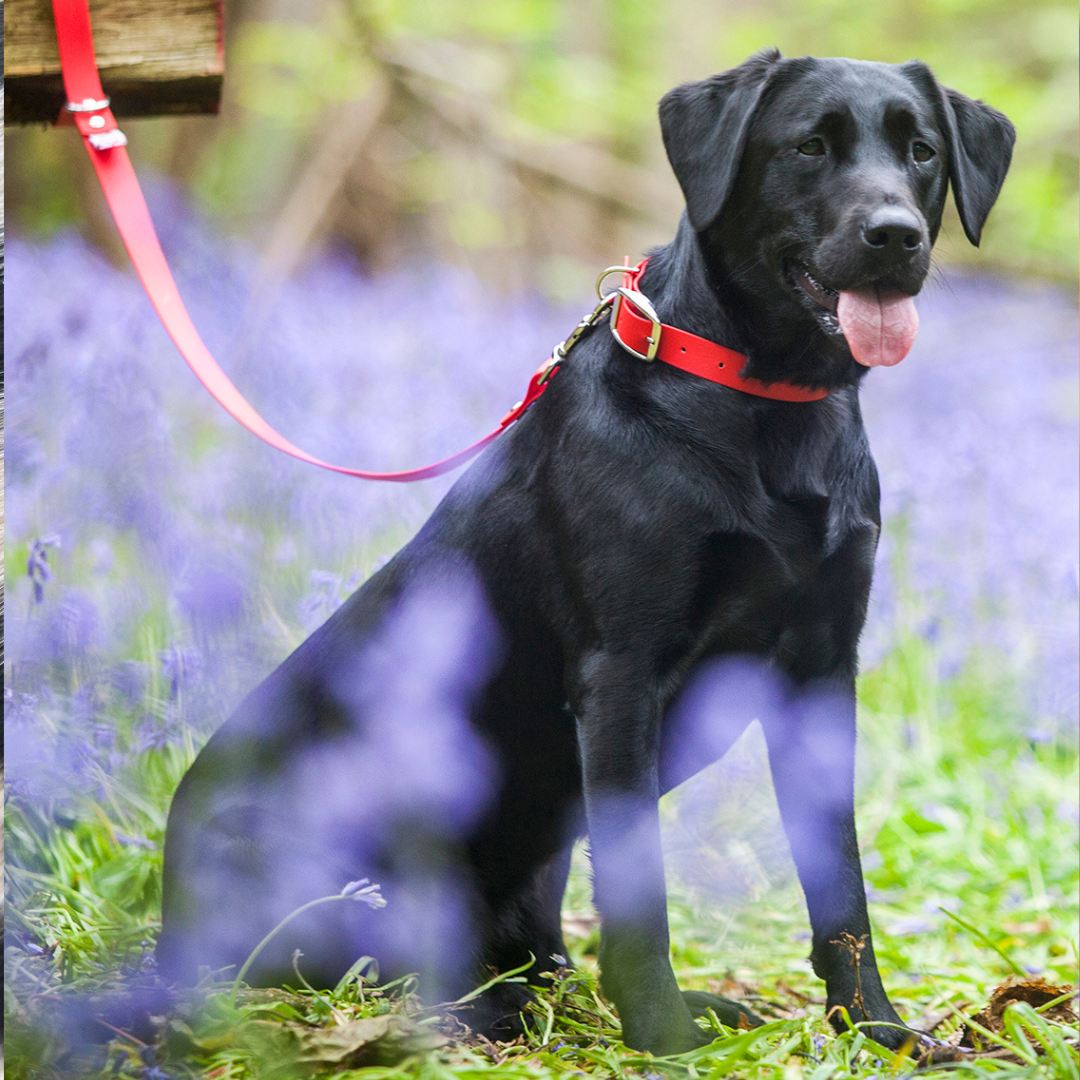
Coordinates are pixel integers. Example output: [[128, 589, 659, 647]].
[[861, 207, 924, 257]]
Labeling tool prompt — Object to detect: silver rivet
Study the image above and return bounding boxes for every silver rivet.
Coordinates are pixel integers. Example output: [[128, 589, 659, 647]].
[[88, 115, 106, 129]]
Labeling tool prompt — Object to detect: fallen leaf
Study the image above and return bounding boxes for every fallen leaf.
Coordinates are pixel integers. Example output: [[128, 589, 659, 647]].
[[960, 978, 1076, 1050], [708, 975, 755, 999], [247, 1013, 452, 1077]]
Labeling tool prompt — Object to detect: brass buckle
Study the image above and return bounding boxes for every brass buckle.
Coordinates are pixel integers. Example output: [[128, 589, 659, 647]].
[[610, 287, 661, 361]]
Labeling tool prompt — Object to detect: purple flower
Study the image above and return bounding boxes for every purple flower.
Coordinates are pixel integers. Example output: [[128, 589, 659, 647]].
[[885, 914, 937, 935], [174, 556, 250, 635], [110, 661, 151, 706], [27, 534, 61, 604], [340, 878, 388, 908], [861, 272, 1079, 724], [158, 645, 203, 699], [3, 177, 1076, 842], [115, 832, 156, 850]]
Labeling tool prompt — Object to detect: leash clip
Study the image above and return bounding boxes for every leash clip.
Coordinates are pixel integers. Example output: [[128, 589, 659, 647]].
[[610, 287, 662, 361], [66, 96, 128, 150], [550, 291, 617, 366], [88, 128, 128, 150]]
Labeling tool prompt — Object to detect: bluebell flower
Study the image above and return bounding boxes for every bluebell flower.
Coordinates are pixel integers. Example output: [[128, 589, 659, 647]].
[[158, 645, 203, 700], [3, 180, 1077, 892], [115, 833, 157, 850], [27, 534, 61, 604], [341, 878, 388, 908]]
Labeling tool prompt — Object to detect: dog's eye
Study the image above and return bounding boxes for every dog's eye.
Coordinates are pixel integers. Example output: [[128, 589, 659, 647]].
[[796, 137, 826, 156], [912, 141, 935, 162]]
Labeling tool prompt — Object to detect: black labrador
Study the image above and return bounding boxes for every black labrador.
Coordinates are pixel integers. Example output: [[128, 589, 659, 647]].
[[158, 51, 1014, 1055]]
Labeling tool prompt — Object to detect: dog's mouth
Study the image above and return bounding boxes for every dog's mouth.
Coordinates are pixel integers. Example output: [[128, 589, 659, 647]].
[[786, 260, 919, 368], [790, 261, 840, 319]]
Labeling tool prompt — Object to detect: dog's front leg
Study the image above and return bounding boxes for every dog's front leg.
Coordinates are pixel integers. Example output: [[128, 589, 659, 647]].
[[761, 679, 910, 1050], [576, 656, 708, 1055]]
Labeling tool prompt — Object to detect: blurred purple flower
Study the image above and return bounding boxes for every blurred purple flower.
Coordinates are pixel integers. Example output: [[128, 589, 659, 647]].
[[294, 564, 503, 843], [158, 645, 203, 699], [134, 713, 184, 753], [115, 832, 156, 850], [886, 915, 937, 936], [27, 534, 61, 604], [5, 692, 48, 797], [44, 589, 102, 661], [340, 878, 388, 908], [174, 558, 249, 635], [298, 568, 363, 629], [1023, 728, 1053, 745], [4, 179, 1077, 834], [110, 660, 151, 706]]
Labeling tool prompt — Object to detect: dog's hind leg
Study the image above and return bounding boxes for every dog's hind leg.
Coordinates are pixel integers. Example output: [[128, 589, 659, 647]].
[[458, 844, 575, 1040]]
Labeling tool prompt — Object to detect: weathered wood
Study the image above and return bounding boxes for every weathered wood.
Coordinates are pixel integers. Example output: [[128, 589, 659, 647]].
[[5, 0, 224, 123]]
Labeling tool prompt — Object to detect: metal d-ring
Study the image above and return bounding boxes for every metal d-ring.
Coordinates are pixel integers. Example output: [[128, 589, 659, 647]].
[[66, 96, 111, 112], [595, 265, 633, 299]]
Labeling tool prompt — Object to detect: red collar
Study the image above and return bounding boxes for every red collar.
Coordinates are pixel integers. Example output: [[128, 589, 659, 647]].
[[608, 260, 829, 403]]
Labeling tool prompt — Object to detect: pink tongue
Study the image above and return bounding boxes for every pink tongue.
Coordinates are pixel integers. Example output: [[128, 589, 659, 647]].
[[837, 287, 919, 367]]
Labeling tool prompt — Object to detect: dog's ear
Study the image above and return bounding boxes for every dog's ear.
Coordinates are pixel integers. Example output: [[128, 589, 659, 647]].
[[659, 49, 781, 232], [940, 86, 1016, 245], [903, 62, 1016, 246]]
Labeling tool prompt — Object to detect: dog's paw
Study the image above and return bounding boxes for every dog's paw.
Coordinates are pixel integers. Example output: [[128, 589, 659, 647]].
[[682, 989, 765, 1029], [862, 1022, 935, 1054], [621, 1014, 715, 1056], [826, 1001, 928, 1054], [451, 981, 536, 1042]]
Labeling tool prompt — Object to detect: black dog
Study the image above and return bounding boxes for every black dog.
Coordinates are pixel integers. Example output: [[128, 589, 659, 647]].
[[159, 51, 1014, 1055]]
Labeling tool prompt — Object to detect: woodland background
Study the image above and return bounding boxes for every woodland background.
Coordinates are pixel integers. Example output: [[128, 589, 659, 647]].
[[7, 0, 1079, 292]]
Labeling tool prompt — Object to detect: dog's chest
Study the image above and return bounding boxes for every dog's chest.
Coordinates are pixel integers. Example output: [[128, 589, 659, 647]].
[[679, 463, 874, 677]]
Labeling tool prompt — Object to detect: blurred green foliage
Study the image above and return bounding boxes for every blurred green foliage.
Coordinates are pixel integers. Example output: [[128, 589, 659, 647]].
[[8, 0, 1078, 282], [203, 0, 1079, 278]]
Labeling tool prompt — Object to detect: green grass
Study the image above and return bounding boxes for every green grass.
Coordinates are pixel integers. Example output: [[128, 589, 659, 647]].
[[5, 632, 1078, 1079]]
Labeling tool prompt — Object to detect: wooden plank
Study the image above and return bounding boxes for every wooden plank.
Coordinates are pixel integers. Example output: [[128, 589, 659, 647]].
[[5, 0, 224, 123]]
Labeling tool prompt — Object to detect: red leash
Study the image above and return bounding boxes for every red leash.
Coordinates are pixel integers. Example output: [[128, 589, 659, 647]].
[[51, 0, 825, 484], [50, 0, 550, 481]]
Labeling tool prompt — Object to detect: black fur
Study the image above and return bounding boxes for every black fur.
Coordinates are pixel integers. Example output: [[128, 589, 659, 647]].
[[159, 53, 1014, 1055]]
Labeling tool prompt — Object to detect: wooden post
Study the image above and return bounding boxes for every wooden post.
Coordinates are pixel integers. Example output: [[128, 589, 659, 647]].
[[5, 0, 225, 123]]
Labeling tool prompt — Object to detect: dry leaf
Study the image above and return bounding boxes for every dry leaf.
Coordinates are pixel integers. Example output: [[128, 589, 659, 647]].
[[960, 978, 1076, 1050]]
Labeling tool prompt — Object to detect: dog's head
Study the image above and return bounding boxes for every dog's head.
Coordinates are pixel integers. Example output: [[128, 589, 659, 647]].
[[659, 51, 1015, 375]]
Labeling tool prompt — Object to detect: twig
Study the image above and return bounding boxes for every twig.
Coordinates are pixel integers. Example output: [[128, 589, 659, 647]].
[[255, 78, 392, 294], [382, 51, 680, 223], [831, 932, 869, 1019]]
